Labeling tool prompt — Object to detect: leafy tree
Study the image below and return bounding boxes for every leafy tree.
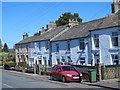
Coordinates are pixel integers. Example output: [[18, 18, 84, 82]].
[[0, 38, 2, 52], [55, 12, 82, 26], [2, 43, 9, 52]]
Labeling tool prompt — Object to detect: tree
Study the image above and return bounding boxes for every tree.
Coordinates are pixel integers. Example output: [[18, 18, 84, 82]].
[[34, 32, 39, 36], [2, 43, 9, 52], [0, 38, 2, 52], [55, 12, 82, 26]]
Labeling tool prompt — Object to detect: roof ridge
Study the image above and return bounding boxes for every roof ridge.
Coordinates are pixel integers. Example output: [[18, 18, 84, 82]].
[[50, 26, 70, 41]]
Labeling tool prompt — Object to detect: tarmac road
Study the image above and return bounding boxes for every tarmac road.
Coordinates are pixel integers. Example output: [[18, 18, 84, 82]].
[[1, 69, 119, 89]]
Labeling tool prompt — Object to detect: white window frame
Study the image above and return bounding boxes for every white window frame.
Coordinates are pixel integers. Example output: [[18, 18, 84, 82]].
[[111, 32, 118, 47], [94, 34, 99, 48], [79, 38, 85, 50], [56, 43, 59, 52], [38, 42, 41, 51], [67, 40, 70, 51], [111, 54, 119, 65], [45, 41, 49, 50]]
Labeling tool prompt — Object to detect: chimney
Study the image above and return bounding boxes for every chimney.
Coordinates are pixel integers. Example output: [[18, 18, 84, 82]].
[[68, 18, 79, 28], [47, 21, 56, 30], [23, 32, 28, 39], [111, 0, 120, 13], [39, 27, 45, 35]]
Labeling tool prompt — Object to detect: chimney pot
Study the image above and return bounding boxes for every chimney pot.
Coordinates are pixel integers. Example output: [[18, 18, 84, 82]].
[[23, 32, 28, 39]]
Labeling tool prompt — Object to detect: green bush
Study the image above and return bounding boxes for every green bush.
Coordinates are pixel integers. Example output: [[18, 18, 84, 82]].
[[0, 62, 2, 66], [4, 62, 16, 67], [4, 62, 16, 69], [18, 62, 27, 67]]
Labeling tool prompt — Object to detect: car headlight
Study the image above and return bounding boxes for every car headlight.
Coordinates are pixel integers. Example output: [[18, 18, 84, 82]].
[[66, 74, 72, 77], [80, 73, 82, 76]]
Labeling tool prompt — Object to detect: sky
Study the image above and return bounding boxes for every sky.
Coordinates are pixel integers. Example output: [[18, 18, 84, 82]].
[[2, 2, 112, 49]]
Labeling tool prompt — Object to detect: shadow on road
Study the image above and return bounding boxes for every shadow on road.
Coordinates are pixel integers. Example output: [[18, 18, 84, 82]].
[[81, 82, 119, 90]]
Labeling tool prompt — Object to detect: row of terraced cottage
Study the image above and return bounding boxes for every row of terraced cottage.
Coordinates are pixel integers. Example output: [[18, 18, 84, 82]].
[[15, 2, 120, 68]]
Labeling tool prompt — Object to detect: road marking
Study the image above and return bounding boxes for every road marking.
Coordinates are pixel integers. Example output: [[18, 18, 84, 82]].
[[2, 83, 14, 88]]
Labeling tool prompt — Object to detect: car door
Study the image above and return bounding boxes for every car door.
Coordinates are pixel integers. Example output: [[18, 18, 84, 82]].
[[52, 66, 57, 78], [56, 66, 62, 80]]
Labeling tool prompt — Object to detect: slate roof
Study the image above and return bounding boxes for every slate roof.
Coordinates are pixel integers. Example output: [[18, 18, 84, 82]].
[[15, 13, 120, 44], [51, 13, 120, 41], [15, 25, 67, 45]]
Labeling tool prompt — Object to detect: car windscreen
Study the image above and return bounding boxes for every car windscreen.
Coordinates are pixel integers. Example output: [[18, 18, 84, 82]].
[[62, 66, 76, 71]]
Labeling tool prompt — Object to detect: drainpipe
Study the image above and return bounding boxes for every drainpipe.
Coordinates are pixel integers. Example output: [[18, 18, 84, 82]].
[[118, 28, 120, 65], [49, 40, 52, 67], [89, 31, 93, 66], [118, 27, 120, 80]]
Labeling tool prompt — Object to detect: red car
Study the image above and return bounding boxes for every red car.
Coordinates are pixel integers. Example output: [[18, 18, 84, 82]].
[[50, 65, 82, 83]]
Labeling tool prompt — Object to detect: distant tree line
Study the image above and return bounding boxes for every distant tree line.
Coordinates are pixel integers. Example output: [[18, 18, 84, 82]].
[[0, 39, 15, 66]]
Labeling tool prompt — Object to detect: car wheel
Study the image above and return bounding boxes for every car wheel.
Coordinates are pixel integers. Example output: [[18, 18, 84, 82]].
[[79, 80, 82, 83], [62, 76, 66, 83], [50, 74, 54, 80]]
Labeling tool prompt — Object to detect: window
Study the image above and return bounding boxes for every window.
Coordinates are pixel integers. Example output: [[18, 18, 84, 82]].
[[56, 66, 61, 70], [38, 60, 42, 64], [45, 41, 49, 50], [57, 59, 60, 64], [94, 34, 99, 48], [112, 54, 119, 65], [62, 66, 76, 71], [48, 60, 51, 66], [80, 57, 85, 65], [26, 45, 28, 52], [56, 44, 59, 52], [61, 56, 65, 62], [38, 42, 41, 51], [112, 32, 118, 47], [79, 38, 85, 50], [67, 56, 72, 62], [67, 41, 70, 51]]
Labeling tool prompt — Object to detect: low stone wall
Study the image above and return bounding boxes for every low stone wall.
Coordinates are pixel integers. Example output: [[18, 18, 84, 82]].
[[72, 65, 95, 81], [103, 65, 120, 79]]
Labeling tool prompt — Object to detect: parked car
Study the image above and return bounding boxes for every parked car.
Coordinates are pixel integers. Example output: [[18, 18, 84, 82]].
[[26, 66, 34, 73], [50, 65, 82, 83]]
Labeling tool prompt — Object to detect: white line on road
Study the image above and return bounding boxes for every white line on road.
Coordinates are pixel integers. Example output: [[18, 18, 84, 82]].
[[2, 83, 14, 88]]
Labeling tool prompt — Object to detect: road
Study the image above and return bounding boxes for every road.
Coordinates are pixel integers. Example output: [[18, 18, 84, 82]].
[[2, 69, 119, 89]]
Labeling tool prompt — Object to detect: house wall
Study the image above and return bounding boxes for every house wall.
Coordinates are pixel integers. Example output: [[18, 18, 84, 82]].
[[51, 38, 90, 66], [29, 41, 50, 67], [15, 43, 29, 64], [90, 26, 119, 65]]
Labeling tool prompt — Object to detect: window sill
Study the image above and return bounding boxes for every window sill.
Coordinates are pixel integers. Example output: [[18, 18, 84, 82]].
[[65, 50, 71, 54], [109, 48, 119, 52], [77, 50, 85, 53], [44, 51, 49, 54]]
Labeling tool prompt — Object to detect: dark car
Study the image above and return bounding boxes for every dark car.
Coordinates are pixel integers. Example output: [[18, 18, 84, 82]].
[[26, 66, 34, 73], [50, 65, 82, 83]]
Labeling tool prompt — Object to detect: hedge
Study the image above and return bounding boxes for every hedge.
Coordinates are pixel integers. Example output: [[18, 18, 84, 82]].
[[4, 62, 16, 69], [18, 62, 27, 67], [0, 62, 2, 66], [4, 62, 16, 67]]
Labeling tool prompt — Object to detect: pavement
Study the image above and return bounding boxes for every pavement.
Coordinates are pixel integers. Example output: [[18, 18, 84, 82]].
[[2, 69, 120, 89]]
